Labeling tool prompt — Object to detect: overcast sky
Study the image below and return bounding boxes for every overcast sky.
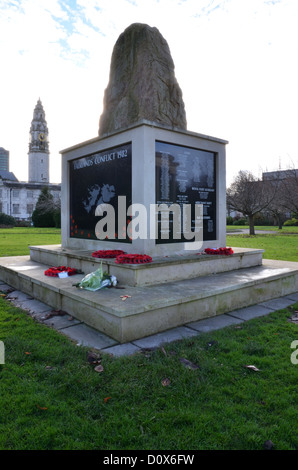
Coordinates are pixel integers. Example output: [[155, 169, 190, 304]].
[[1, 0, 297, 185]]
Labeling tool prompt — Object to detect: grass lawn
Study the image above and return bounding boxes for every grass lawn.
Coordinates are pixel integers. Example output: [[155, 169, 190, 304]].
[[0, 295, 297, 450], [0, 226, 297, 450], [0, 227, 61, 257], [226, 230, 298, 262]]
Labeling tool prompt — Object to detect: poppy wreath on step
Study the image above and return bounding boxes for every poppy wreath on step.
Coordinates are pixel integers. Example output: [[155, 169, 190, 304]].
[[204, 247, 234, 256], [44, 266, 78, 277], [92, 250, 126, 259], [115, 254, 153, 264]]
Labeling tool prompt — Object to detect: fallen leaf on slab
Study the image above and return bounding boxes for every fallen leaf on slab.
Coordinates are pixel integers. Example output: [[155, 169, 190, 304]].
[[244, 365, 260, 372], [44, 310, 68, 320], [162, 378, 171, 387], [120, 295, 131, 301], [179, 357, 199, 370]]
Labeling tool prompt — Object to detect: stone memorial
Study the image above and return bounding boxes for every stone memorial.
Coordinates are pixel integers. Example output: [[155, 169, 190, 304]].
[[98, 23, 187, 135], [60, 22, 227, 257], [1, 23, 296, 345]]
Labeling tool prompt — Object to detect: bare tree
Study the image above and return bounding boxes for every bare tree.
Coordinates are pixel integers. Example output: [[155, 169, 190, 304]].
[[263, 167, 298, 226], [227, 170, 277, 235], [279, 168, 298, 215], [265, 195, 287, 229]]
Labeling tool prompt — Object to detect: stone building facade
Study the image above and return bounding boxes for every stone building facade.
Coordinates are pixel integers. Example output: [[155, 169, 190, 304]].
[[0, 99, 61, 221], [0, 148, 9, 171], [0, 175, 60, 220]]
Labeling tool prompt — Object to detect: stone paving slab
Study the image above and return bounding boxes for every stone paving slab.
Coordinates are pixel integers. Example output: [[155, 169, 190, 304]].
[[131, 326, 199, 350], [6, 290, 33, 302], [259, 296, 298, 310], [11, 298, 53, 314], [287, 292, 298, 302], [0, 283, 15, 293], [187, 314, 244, 333], [227, 304, 274, 321], [42, 314, 81, 330], [101, 343, 141, 357], [59, 323, 117, 349]]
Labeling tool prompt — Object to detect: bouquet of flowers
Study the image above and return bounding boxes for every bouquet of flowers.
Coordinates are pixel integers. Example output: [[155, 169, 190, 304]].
[[74, 262, 117, 291]]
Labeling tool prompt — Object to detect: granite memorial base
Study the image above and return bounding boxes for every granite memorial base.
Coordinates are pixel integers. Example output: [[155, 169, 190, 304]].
[[0, 246, 297, 343], [60, 120, 228, 257]]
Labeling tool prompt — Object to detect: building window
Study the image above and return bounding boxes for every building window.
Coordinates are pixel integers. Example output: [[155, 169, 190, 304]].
[[12, 204, 20, 214], [27, 191, 33, 198], [0, 202, 2, 212], [0, 189, 2, 198], [27, 204, 34, 215], [12, 190, 20, 198]]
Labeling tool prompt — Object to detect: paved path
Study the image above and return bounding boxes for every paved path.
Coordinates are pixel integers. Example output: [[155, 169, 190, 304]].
[[227, 229, 280, 235], [1, 280, 297, 358], [227, 229, 298, 235]]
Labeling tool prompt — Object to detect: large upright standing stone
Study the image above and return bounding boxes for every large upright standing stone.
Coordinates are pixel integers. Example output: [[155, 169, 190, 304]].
[[98, 23, 187, 136]]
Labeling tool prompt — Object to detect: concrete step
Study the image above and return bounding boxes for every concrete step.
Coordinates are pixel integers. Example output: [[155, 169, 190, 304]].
[[29, 244, 264, 287], [0, 254, 297, 343]]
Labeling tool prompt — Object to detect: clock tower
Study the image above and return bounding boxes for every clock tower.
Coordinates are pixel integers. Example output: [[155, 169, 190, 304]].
[[28, 99, 50, 183]]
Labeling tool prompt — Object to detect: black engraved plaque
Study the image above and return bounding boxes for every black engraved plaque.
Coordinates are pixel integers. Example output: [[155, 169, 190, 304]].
[[156, 141, 216, 243], [69, 142, 132, 242]]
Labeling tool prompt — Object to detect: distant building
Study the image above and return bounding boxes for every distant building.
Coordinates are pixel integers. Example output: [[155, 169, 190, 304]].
[[0, 173, 60, 219], [262, 169, 298, 223], [262, 169, 298, 181], [0, 147, 9, 171], [28, 98, 50, 183], [0, 99, 60, 221]]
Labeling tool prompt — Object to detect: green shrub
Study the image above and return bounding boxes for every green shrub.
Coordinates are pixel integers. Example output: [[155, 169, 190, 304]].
[[226, 216, 233, 225], [32, 209, 56, 227], [0, 212, 16, 227], [232, 218, 247, 225], [254, 213, 271, 226], [15, 220, 31, 227], [53, 209, 61, 228], [31, 186, 57, 227], [284, 218, 298, 226]]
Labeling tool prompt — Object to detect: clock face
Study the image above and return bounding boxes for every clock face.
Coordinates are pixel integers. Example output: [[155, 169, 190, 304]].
[[38, 133, 46, 142]]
